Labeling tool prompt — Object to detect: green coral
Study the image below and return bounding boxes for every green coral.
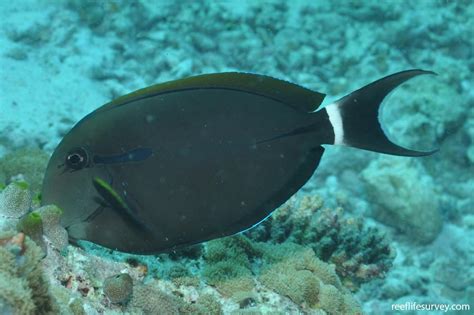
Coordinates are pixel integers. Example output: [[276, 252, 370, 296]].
[[169, 264, 200, 287], [13, 181, 30, 190], [1, 180, 68, 254], [204, 235, 261, 267], [127, 281, 183, 314], [127, 280, 223, 315], [0, 232, 57, 314], [201, 234, 361, 313], [260, 265, 320, 306], [17, 212, 42, 232], [318, 283, 360, 315], [180, 293, 223, 315], [202, 236, 260, 296], [259, 244, 360, 314], [17, 212, 45, 253]]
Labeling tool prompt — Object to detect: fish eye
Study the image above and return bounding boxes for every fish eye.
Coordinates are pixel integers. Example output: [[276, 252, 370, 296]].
[[65, 147, 90, 170]]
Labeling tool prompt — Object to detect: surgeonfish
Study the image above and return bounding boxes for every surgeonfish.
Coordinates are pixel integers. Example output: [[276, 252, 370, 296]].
[[41, 70, 437, 254]]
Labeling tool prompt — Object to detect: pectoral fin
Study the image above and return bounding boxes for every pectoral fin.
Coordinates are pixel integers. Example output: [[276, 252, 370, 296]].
[[92, 177, 154, 235]]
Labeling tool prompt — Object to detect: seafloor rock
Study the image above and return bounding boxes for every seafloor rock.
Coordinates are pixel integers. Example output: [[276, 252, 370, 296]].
[[466, 116, 474, 164], [362, 156, 442, 244], [0, 232, 58, 315], [382, 75, 465, 150]]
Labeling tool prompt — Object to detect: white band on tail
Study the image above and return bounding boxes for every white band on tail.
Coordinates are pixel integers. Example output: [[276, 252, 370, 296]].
[[325, 103, 344, 145]]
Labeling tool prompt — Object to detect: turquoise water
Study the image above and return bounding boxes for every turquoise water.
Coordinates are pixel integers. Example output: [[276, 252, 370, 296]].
[[0, 1, 472, 314]]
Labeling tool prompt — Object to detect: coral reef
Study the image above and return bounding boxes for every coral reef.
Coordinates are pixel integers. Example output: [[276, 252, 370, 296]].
[[467, 116, 474, 164], [1, 0, 472, 313], [202, 236, 361, 314], [128, 281, 223, 314], [103, 273, 133, 304], [0, 179, 68, 254], [0, 232, 57, 315], [202, 236, 259, 296], [128, 281, 183, 314], [260, 248, 325, 307], [382, 69, 465, 151], [35, 205, 68, 253], [358, 223, 474, 313], [245, 194, 395, 290], [0, 182, 32, 219], [361, 156, 443, 244], [17, 211, 46, 253]]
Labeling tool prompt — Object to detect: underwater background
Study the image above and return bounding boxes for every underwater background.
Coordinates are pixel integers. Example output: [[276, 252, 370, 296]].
[[0, 0, 473, 314]]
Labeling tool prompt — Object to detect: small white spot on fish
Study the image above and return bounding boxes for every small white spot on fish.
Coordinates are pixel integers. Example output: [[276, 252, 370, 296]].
[[279, 153, 285, 158], [145, 115, 155, 123], [240, 201, 246, 206]]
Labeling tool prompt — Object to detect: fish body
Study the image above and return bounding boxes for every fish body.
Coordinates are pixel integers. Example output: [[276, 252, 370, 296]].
[[41, 70, 436, 254]]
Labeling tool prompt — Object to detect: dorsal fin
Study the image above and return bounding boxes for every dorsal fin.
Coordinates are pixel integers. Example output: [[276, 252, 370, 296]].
[[104, 72, 325, 113]]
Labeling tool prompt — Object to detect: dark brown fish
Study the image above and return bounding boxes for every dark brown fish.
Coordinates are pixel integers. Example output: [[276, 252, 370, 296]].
[[41, 70, 436, 254]]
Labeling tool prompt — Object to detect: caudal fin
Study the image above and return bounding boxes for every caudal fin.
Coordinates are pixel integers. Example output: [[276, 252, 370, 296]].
[[324, 69, 438, 156]]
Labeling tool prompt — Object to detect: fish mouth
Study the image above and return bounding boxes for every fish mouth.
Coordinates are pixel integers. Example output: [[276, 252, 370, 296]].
[[64, 221, 87, 242], [64, 227, 77, 243]]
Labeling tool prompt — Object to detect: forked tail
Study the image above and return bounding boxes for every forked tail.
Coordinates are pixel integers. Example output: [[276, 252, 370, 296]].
[[323, 69, 438, 156]]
